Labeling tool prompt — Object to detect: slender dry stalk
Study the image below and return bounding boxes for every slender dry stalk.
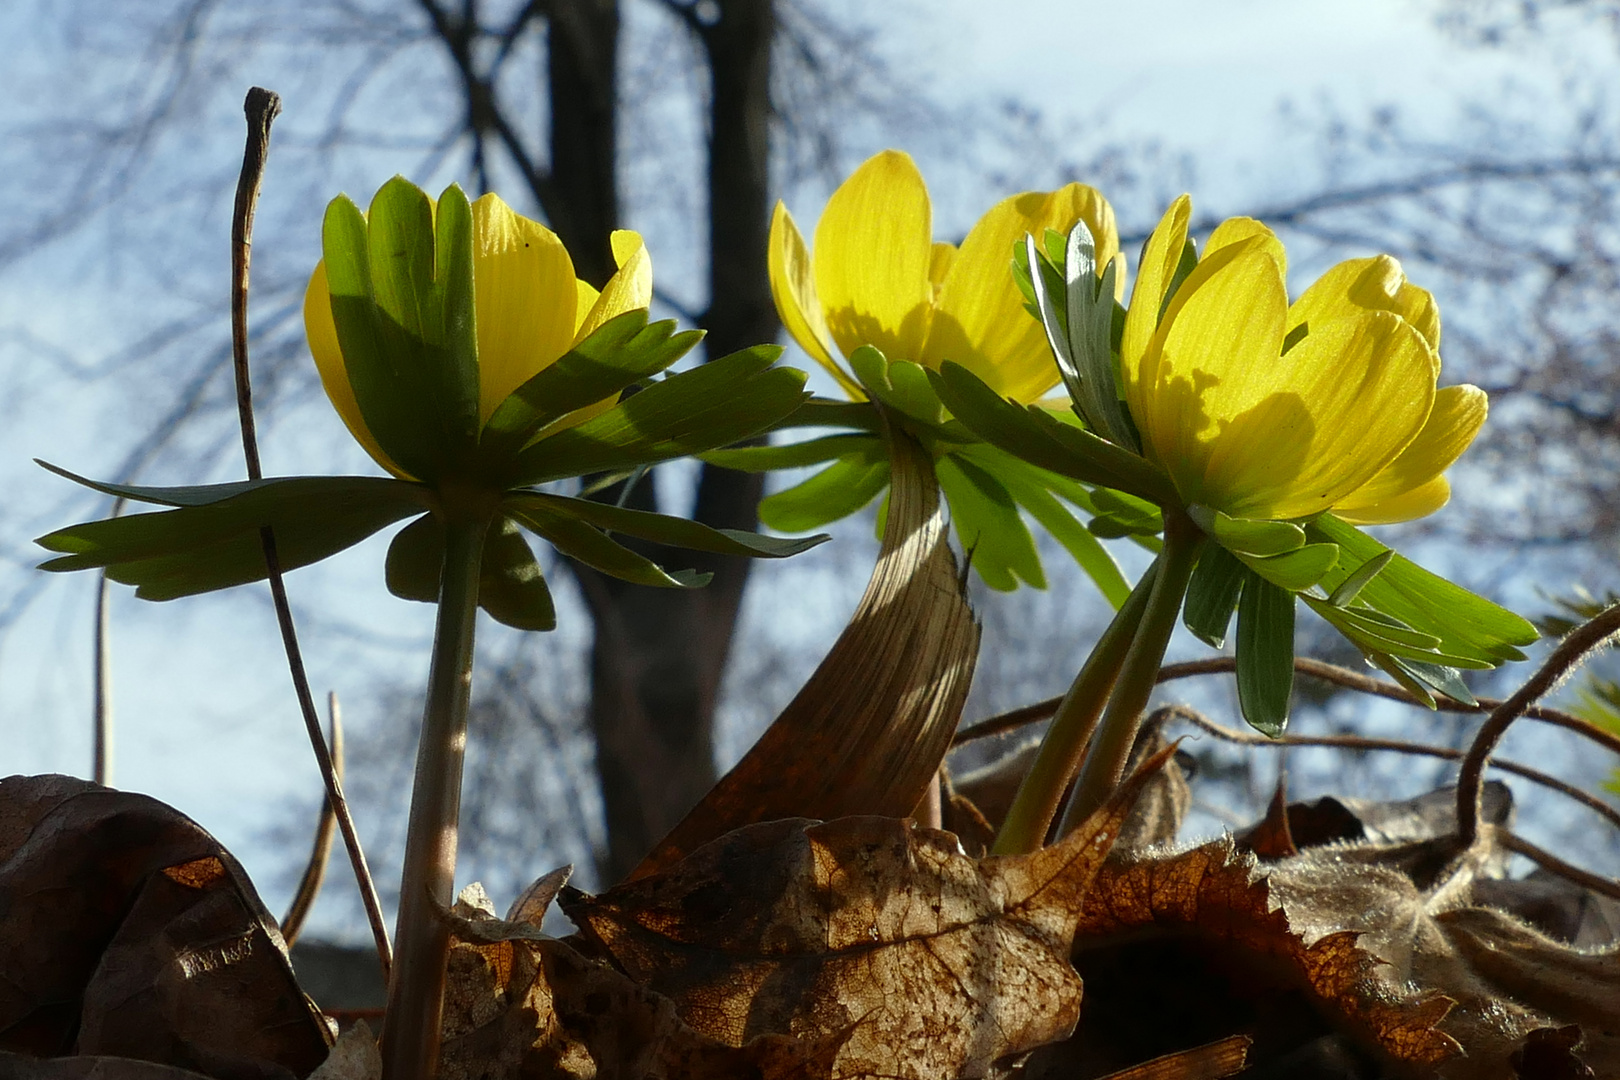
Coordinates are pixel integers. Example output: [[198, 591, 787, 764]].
[[1457, 601, 1620, 844], [228, 86, 391, 977], [1496, 828, 1620, 903], [1157, 704, 1620, 835], [280, 691, 344, 947], [952, 656, 1620, 758]]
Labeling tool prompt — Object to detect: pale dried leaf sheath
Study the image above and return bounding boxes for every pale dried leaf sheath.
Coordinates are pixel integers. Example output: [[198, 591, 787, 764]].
[[565, 748, 1175, 1079], [633, 414, 980, 879]]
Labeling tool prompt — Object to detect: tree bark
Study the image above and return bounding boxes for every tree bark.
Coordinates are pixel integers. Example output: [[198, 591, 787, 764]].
[[547, 0, 780, 883], [546, 0, 621, 288]]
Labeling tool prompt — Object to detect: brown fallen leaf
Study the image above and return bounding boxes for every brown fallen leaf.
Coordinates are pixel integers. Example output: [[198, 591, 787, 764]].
[[0, 775, 331, 1079], [0, 1051, 221, 1079], [1092, 1034, 1251, 1080], [306, 1023, 380, 1080], [1509, 1025, 1595, 1080], [563, 751, 1171, 1079], [434, 886, 825, 1080], [1072, 838, 1462, 1075], [632, 427, 980, 880]]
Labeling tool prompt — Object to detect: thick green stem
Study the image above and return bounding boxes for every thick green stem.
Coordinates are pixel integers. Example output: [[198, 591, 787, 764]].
[[381, 515, 485, 1080], [992, 559, 1161, 855], [1058, 510, 1203, 835]]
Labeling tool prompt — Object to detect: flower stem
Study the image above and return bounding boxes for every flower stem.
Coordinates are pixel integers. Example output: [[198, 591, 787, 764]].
[[991, 559, 1161, 855], [1058, 509, 1202, 834], [381, 515, 485, 1080]]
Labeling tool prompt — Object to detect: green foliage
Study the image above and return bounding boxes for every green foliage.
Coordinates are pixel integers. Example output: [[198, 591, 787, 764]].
[[37, 472, 430, 600], [509, 344, 808, 485], [480, 310, 703, 461], [322, 180, 482, 483], [1236, 569, 1295, 736]]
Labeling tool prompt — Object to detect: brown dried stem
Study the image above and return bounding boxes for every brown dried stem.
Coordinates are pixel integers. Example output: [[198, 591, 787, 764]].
[[952, 656, 1620, 759], [1457, 601, 1620, 845], [229, 86, 391, 978], [280, 692, 344, 948], [1496, 828, 1620, 904], [1158, 704, 1620, 835]]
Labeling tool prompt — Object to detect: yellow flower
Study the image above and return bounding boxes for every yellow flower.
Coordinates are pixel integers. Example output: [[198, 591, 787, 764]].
[[1119, 195, 1486, 526], [303, 190, 652, 481], [769, 149, 1119, 404]]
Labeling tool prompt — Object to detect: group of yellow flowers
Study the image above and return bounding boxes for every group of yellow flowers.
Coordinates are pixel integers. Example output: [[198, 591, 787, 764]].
[[305, 149, 1485, 537]]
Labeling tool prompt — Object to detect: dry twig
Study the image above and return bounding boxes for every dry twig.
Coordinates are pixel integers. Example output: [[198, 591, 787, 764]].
[[229, 87, 391, 976]]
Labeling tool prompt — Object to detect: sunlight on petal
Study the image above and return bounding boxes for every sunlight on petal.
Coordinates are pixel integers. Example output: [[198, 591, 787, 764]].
[[769, 201, 863, 398], [575, 230, 653, 343], [1205, 311, 1435, 519], [813, 149, 935, 362], [1334, 384, 1485, 517], [1288, 255, 1441, 351], [1120, 194, 1192, 397], [1137, 239, 1286, 505], [925, 182, 1119, 402], [470, 193, 578, 423], [303, 263, 413, 479]]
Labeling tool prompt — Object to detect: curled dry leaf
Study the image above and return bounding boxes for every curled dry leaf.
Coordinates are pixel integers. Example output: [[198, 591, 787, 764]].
[[1075, 838, 1461, 1074], [435, 895, 819, 1080], [306, 1023, 380, 1080], [0, 1051, 221, 1079], [562, 750, 1173, 1080], [633, 427, 980, 880], [1092, 1034, 1251, 1080], [0, 775, 330, 1079], [1063, 816, 1619, 1080]]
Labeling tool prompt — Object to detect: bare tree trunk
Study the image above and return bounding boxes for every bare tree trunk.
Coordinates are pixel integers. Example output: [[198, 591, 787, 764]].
[[548, 0, 779, 882], [545, 0, 621, 287]]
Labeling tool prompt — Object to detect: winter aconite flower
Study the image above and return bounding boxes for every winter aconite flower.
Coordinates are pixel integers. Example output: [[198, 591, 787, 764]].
[[1120, 195, 1486, 527], [304, 189, 652, 484], [38, 178, 820, 629], [769, 149, 1120, 405], [727, 150, 1135, 598]]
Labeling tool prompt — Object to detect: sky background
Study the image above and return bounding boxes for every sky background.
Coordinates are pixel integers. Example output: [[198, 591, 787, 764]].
[[2, 0, 1616, 940]]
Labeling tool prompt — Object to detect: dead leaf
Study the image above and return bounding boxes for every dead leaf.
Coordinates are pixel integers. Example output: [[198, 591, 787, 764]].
[[0, 1052, 221, 1079], [1092, 1034, 1251, 1079], [563, 752, 1169, 1079], [1073, 838, 1462, 1074], [0, 775, 331, 1079], [506, 866, 574, 927], [632, 427, 980, 880], [1509, 1026, 1595, 1079], [306, 1023, 380, 1080], [436, 898, 824, 1080]]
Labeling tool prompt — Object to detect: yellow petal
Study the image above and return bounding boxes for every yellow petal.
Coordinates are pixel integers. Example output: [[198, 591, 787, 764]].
[[1288, 255, 1441, 351], [1133, 240, 1286, 504], [303, 263, 412, 479], [573, 279, 600, 334], [1334, 384, 1485, 521], [813, 150, 935, 363], [469, 193, 579, 424], [574, 229, 653, 343], [929, 241, 957, 294], [1335, 475, 1451, 525], [923, 183, 1117, 402], [1120, 195, 1192, 387], [768, 200, 862, 398], [1205, 217, 1286, 279], [1202, 310, 1437, 519]]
